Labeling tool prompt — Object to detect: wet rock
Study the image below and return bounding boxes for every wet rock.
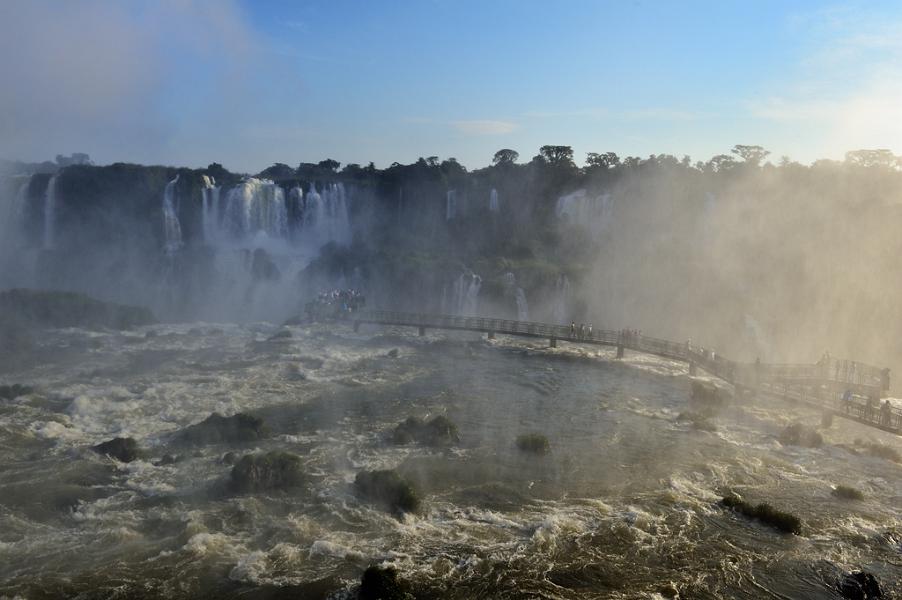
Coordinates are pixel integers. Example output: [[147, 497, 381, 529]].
[[282, 315, 305, 326], [298, 356, 324, 370], [267, 329, 292, 341], [721, 494, 802, 535], [144, 330, 157, 339], [175, 412, 270, 446], [229, 451, 305, 493], [0, 288, 156, 330], [153, 454, 179, 467], [839, 570, 884, 600], [516, 432, 550, 454], [221, 451, 238, 465], [832, 485, 865, 501], [0, 384, 34, 400], [285, 364, 307, 381], [386, 348, 399, 358], [92, 437, 143, 463], [354, 469, 420, 515], [676, 411, 717, 431], [778, 423, 823, 448], [358, 565, 412, 600], [860, 442, 900, 463], [251, 248, 280, 282], [391, 415, 460, 446], [689, 379, 728, 415]]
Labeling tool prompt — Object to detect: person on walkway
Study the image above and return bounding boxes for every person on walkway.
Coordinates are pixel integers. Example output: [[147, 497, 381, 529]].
[[865, 395, 875, 421], [579, 323, 585, 340], [570, 321, 576, 339], [881, 400, 892, 426], [587, 323, 593, 338], [842, 389, 852, 414]]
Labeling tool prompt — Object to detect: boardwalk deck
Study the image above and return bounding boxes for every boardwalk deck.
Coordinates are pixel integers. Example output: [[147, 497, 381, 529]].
[[351, 310, 901, 436]]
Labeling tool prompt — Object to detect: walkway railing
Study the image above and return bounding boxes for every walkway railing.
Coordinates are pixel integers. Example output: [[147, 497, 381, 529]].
[[351, 310, 900, 434]]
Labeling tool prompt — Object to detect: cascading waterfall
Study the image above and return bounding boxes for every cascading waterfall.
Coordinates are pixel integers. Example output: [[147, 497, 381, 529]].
[[162, 175, 183, 253], [489, 188, 500, 212], [300, 183, 351, 246], [556, 189, 613, 236], [201, 175, 220, 244], [1, 177, 29, 246], [43, 175, 58, 249], [222, 178, 287, 240], [552, 274, 572, 324], [502, 272, 529, 320], [448, 272, 481, 315], [446, 190, 457, 220]]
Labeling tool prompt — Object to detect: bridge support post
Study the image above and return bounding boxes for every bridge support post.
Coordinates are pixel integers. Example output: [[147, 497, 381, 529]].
[[488, 331, 495, 340], [688, 361, 697, 376], [616, 344, 624, 359], [549, 337, 557, 348], [418, 326, 426, 336], [353, 321, 360, 333]]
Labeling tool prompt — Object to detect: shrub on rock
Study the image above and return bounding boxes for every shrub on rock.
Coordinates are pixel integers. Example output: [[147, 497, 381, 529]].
[[176, 412, 269, 446], [358, 565, 412, 600], [832, 485, 865, 501], [391, 415, 460, 446], [229, 451, 305, 493], [92, 437, 143, 463], [516, 433, 550, 454], [778, 423, 823, 448], [676, 411, 717, 431], [354, 469, 420, 515], [721, 494, 802, 535]]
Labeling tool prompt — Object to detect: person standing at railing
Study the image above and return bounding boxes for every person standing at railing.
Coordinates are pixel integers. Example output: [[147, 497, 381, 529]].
[[587, 323, 593, 339], [570, 321, 576, 339], [880, 400, 892, 426], [842, 389, 852, 414]]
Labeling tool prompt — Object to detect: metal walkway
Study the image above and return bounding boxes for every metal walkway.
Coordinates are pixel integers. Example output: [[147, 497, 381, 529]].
[[350, 310, 901, 435]]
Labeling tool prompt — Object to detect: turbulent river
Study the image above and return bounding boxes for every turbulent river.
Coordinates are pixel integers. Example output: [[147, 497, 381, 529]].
[[0, 322, 900, 599]]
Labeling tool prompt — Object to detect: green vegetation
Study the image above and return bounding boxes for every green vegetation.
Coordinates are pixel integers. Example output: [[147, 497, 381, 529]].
[[516, 433, 551, 454], [354, 469, 420, 515], [831, 485, 865, 501], [176, 412, 270, 446], [391, 415, 460, 446], [229, 452, 306, 493], [721, 494, 802, 535]]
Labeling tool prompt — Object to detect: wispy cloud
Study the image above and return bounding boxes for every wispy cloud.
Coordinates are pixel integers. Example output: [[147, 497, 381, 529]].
[[522, 107, 703, 121], [452, 120, 519, 135]]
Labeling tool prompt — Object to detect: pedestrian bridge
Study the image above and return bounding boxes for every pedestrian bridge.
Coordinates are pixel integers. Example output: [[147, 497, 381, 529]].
[[350, 310, 901, 436]]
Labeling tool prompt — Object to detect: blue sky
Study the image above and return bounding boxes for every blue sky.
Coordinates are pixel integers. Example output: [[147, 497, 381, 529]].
[[3, 0, 902, 172]]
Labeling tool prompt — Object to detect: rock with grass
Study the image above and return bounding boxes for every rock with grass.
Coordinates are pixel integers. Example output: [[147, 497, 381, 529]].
[[354, 469, 420, 515], [175, 412, 269, 446], [358, 565, 412, 600], [0, 288, 155, 330], [267, 329, 292, 341], [689, 379, 728, 416], [0, 384, 34, 401], [720, 494, 802, 535], [832, 485, 865, 501], [516, 432, 550, 455], [92, 437, 143, 463], [862, 442, 900, 463], [778, 423, 823, 448], [391, 415, 460, 446], [229, 451, 306, 493]]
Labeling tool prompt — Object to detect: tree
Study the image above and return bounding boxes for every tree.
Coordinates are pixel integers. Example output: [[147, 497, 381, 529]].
[[844, 149, 899, 169], [426, 156, 440, 168], [539, 145, 575, 166], [318, 159, 341, 172], [492, 149, 519, 165], [706, 154, 737, 172], [258, 163, 295, 180], [731, 145, 770, 166], [586, 152, 620, 169]]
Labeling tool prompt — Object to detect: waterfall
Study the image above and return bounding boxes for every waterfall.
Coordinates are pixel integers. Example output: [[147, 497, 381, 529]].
[[450, 272, 481, 315], [162, 175, 183, 253], [555, 189, 613, 236], [201, 175, 221, 244], [2, 178, 29, 243], [446, 190, 457, 220], [43, 175, 58, 249], [297, 183, 351, 246], [489, 188, 500, 212], [222, 178, 287, 240], [502, 272, 528, 320], [552, 274, 571, 324]]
